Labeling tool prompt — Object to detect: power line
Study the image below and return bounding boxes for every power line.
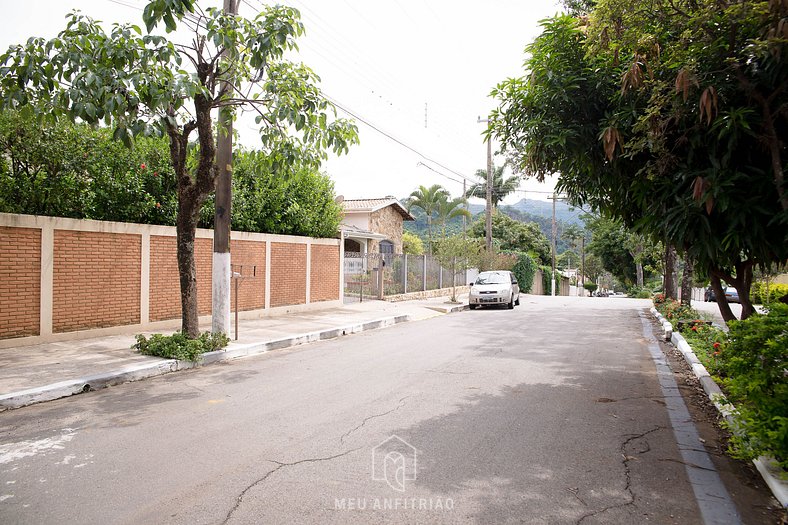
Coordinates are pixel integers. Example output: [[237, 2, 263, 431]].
[[323, 92, 476, 185]]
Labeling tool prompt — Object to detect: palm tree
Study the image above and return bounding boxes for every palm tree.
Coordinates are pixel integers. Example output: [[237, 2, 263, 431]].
[[465, 164, 520, 209], [435, 195, 472, 238], [407, 184, 449, 254]]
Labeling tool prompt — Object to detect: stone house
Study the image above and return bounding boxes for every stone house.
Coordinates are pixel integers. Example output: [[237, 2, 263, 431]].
[[340, 197, 414, 254]]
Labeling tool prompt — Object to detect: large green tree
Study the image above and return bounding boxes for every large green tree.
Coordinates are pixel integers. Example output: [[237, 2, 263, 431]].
[[490, 2, 788, 321], [0, 1, 357, 337], [470, 212, 551, 264]]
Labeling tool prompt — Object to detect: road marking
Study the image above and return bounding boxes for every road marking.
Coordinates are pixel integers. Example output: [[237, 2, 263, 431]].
[[639, 311, 741, 525]]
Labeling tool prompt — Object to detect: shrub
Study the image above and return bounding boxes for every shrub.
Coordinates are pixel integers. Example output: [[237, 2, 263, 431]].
[[628, 285, 652, 298], [751, 282, 788, 305], [680, 323, 727, 377], [510, 252, 536, 294], [717, 303, 788, 469], [654, 298, 699, 322], [584, 282, 598, 293], [133, 331, 229, 362]]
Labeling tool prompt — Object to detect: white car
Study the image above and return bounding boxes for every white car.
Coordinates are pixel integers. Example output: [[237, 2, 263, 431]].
[[468, 271, 520, 310]]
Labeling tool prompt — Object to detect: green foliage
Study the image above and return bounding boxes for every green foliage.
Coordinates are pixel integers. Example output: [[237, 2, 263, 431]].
[[489, 3, 788, 320], [510, 252, 537, 293], [476, 249, 518, 273], [653, 298, 700, 323], [199, 149, 341, 237], [750, 282, 788, 305], [717, 304, 788, 468], [133, 331, 229, 361], [406, 184, 450, 253], [540, 265, 553, 295], [465, 164, 520, 207], [402, 231, 424, 255], [583, 282, 598, 293], [470, 212, 551, 264], [0, 113, 342, 237], [627, 286, 652, 299]]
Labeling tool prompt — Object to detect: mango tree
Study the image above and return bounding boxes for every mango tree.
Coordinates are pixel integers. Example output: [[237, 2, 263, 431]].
[[0, 1, 357, 337]]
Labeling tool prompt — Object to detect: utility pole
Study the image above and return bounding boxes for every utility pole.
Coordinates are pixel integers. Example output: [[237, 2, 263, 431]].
[[580, 236, 585, 297], [462, 178, 467, 237], [477, 116, 492, 252], [551, 193, 557, 296], [212, 0, 239, 336]]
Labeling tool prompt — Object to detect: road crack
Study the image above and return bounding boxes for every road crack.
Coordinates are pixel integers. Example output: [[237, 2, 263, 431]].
[[222, 448, 360, 524], [339, 396, 409, 444], [576, 426, 664, 524]]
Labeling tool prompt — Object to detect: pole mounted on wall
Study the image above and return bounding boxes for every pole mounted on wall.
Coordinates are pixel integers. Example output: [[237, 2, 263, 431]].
[[212, 0, 239, 336]]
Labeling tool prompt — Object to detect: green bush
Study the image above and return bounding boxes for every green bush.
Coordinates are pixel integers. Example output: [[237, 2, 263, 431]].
[[133, 331, 229, 362], [541, 265, 553, 295], [750, 282, 788, 305], [510, 252, 536, 294], [653, 298, 699, 322], [717, 304, 788, 469], [628, 285, 652, 298]]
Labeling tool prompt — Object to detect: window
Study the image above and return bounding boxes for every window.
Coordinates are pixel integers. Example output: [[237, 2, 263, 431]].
[[379, 240, 394, 254]]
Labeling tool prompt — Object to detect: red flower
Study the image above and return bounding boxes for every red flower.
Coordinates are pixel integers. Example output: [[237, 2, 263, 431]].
[[155, 202, 161, 209], [713, 351, 721, 356], [691, 325, 698, 332], [713, 342, 721, 349], [153, 171, 159, 177], [140, 163, 147, 170]]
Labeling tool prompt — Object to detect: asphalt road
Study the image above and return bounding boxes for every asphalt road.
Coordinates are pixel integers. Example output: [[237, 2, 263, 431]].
[[0, 296, 747, 524]]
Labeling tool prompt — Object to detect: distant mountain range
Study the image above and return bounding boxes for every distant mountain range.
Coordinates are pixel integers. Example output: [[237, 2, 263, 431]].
[[403, 198, 586, 253]]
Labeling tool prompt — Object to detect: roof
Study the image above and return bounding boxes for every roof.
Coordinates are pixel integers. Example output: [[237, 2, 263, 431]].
[[340, 223, 387, 241], [341, 197, 414, 221]]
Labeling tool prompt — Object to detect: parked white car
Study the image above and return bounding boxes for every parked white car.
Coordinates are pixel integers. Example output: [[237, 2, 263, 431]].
[[468, 271, 520, 310]]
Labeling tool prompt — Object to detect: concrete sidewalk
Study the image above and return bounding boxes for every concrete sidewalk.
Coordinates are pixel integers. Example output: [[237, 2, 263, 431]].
[[0, 294, 468, 411]]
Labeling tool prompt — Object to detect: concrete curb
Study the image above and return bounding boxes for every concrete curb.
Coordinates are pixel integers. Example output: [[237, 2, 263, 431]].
[[0, 314, 412, 412], [649, 308, 788, 508]]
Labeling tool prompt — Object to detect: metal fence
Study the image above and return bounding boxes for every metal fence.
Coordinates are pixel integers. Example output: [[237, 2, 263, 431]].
[[343, 253, 465, 301]]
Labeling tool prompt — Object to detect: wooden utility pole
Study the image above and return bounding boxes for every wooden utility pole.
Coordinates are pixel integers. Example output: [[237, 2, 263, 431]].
[[580, 236, 585, 296], [477, 116, 492, 252], [212, 0, 239, 335], [551, 193, 557, 296]]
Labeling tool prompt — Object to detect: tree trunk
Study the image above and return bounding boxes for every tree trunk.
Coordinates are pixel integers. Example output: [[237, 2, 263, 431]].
[[710, 274, 736, 323], [636, 263, 644, 288], [680, 256, 693, 306], [664, 244, 679, 300], [176, 195, 202, 338]]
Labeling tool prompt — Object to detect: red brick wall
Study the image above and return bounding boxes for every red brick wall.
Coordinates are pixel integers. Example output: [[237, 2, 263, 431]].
[[149, 236, 213, 322], [0, 227, 41, 339], [230, 239, 266, 311], [270, 242, 306, 307], [310, 244, 339, 302], [53, 230, 140, 333]]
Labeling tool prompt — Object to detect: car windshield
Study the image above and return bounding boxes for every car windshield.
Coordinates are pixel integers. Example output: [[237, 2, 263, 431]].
[[475, 272, 509, 285]]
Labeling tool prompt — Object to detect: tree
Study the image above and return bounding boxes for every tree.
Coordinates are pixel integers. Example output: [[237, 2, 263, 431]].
[[434, 235, 482, 302], [470, 212, 551, 264], [435, 195, 471, 238], [406, 184, 448, 254], [465, 164, 520, 209], [0, 2, 357, 337], [489, 4, 788, 322], [402, 231, 424, 255]]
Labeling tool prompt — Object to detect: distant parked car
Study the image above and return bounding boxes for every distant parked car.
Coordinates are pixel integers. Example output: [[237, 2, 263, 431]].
[[724, 287, 740, 303], [468, 271, 520, 310], [704, 286, 716, 302]]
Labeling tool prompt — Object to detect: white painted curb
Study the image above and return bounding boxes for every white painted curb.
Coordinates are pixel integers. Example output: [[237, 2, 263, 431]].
[[651, 308, 788, 508], [0, 314, 413, 411]]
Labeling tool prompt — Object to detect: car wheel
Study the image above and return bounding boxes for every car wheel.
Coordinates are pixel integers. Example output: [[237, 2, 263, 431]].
[[469, 304, 477, 310], [508, 297, 514, 309], [514, 296, 520, 306]]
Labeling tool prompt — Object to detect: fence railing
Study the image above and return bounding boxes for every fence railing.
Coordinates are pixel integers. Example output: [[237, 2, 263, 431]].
[[343, 253, 465, 301]]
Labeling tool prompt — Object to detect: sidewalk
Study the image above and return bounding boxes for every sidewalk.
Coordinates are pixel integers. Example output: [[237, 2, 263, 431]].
[[0, 294, 468, 411]]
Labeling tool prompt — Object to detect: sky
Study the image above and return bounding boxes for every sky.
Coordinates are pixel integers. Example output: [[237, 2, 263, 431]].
[[0, 0, 564, 204]]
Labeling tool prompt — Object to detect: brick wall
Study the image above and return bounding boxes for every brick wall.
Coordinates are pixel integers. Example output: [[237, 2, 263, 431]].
[[310, 244, 339, 302], [270, 242, 306, 307], [0, 214, 341, 343], [230, 239, 266, 311], [53, 230, 141, 333], [0, 227, 41, 338], [149, 236, 213, 322]]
